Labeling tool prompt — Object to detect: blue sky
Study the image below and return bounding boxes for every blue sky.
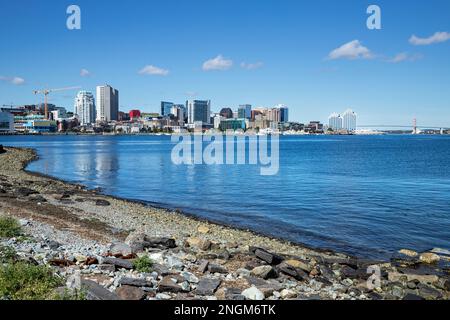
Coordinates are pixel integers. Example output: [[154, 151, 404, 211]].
[[1, 0, 449, 126]]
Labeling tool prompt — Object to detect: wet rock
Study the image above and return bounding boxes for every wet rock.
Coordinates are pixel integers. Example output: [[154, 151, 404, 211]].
[[103, 257, 134, 270], [277, 262, 309, 281], [81, 279, 121, 300], [95, 199, 111, 206], [445, 279, 450, 291], [419, 252, 440, 264], [15, 187, 38, 197], [399, 249, 418, 257], [388, 271, 439, 285], [116, 285, 146, 300], [340, 265, 357, 278], [208, 263, 227, 274], [251, 265, 277, 279], [253, 248, 284, 265], [403, 293, 425, 300], [318, 264, 335, 280], [242, 286, 264, 300], [145, 237, 177, 249], [285, 259, 312, 273], [417, 284, 442, 300], [195, 278, 221, 296], [119, 277, 153, 287]]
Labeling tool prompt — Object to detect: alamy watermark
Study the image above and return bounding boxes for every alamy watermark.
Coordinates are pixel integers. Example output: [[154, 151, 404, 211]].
[[171, 131, 279, 176], [66, 5, 81, 30]]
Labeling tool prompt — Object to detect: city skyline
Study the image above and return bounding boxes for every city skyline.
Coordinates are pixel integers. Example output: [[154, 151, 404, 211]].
[[1, 0, 450, 126]]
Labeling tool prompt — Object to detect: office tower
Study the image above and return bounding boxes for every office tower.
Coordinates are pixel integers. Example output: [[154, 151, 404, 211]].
[[96, 85, 119, 122], [219, 108, 233, 119], [342, 109, 357, 131], [187, 100, 211, 124], [161, 101, 174, 116], [328, 113, 343, 130], [238, 104, 252, 119], [74, 91, 96, 125]]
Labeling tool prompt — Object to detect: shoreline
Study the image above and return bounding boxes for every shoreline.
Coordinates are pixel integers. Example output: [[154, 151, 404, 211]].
[[1, 146, 449, 300]]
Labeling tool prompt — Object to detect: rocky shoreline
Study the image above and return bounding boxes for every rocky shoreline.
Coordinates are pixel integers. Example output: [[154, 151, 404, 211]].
[[0, 146, 449, 300]]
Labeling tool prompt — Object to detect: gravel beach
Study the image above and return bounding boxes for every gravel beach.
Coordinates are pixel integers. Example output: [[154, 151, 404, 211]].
[[0, 146, 449, 300]]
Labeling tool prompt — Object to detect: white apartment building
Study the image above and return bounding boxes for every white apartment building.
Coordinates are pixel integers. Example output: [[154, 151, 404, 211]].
[[74, 91, 96, 125]]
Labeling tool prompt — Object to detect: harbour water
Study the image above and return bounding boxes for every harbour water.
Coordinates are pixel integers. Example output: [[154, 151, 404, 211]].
[[1, 134, 449, 260]]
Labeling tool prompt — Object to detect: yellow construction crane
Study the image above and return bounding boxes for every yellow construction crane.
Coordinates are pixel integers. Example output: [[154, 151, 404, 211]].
[[33, 86, 81, 119]]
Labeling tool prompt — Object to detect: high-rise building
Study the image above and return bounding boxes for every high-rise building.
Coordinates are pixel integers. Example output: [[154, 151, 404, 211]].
[[96, 85, 119, 122], [275, 104, 289, 123], [187, 100, 211, 124], [219, 108, 233, 119], [238, 104, 252, 119], [0, 111, 14, 132], [328, 113, 343, 130], [161, 101, 174, 117], [74, 91, 96, 125], [342, 109, 357, 131]]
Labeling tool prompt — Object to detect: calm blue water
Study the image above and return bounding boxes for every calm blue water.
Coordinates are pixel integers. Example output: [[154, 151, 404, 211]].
[[1, 135, 449, 260]]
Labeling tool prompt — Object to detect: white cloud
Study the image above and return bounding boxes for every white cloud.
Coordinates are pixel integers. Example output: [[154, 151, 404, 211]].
[[0, 76, 25, 85], [328, 40, 373, 60], [409, 32, 450, 45], [388, 52, 423, 63], [241, 62, 264, 70], [138, 65, 169, 76], [80, 68, 91, 77], [202, 55, 233, 71]]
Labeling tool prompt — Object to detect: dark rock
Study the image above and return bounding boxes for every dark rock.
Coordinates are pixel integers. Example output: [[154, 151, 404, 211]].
[[95, 199, 111, 206], [314, 276, 333, 286], [403, 293, 425, 301], [159, 276, 186, 293], [277, 262, 309, 281], [0, 145, 4, 153], [195, 278, 221, 295], [391, 252, 420, 267], [145, 237, 176, 249], [245, 258, 266, 270], [320, 256, 358, 269], [15, 187, 38, 197], [103, 257, 134, 270], [98, 264, 116, 272], [367, 292, 383, 300], [445, 279, 450, 291], [29, 195, 47, 203], [116, 285, 145, 300], [208, 263, 227, 274], [417, 284, 442, 300], [119, 277, 153, 287], [318, 265, 335, 280], [80, 279, 121, 300], [217, 249, 231, 260], [198, 260, 209, 273], [49, 258, 75, 267], [254, 248, 284, 265], [46, 240, 60, 250], [340, 265, 357, 278], [152, 263, 171, 276]]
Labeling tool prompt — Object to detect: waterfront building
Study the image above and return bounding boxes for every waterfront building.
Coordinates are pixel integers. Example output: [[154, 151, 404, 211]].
[[342, 109, 357, 131], [238, 104, 252, 119], [161, 101, 174, 117], [275, 104, 289, 123], [96, 85, 119, 122], [213, 115, 225, 129], [187, 100, 211, 125], [219, 108, 233, 119], [170, 105, 185, 126], [50, 108, 68, 121], [0, 111, 14, 133], [23, 119, 57, 133], [219, 118, 247, 131], [129, 110, 141, 121], [75, 91, 96, 125], [328, 113, 343, 130]]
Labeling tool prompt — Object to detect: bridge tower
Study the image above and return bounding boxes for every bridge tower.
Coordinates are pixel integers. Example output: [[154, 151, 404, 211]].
[[413, 118, 417, 134]]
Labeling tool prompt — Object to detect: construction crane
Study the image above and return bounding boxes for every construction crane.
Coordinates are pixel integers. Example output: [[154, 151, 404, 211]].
[[33, 86, 81, 119]]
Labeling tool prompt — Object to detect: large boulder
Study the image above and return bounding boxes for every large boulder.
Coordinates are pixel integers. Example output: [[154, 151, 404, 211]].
[[125, 232, 176, 252]]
